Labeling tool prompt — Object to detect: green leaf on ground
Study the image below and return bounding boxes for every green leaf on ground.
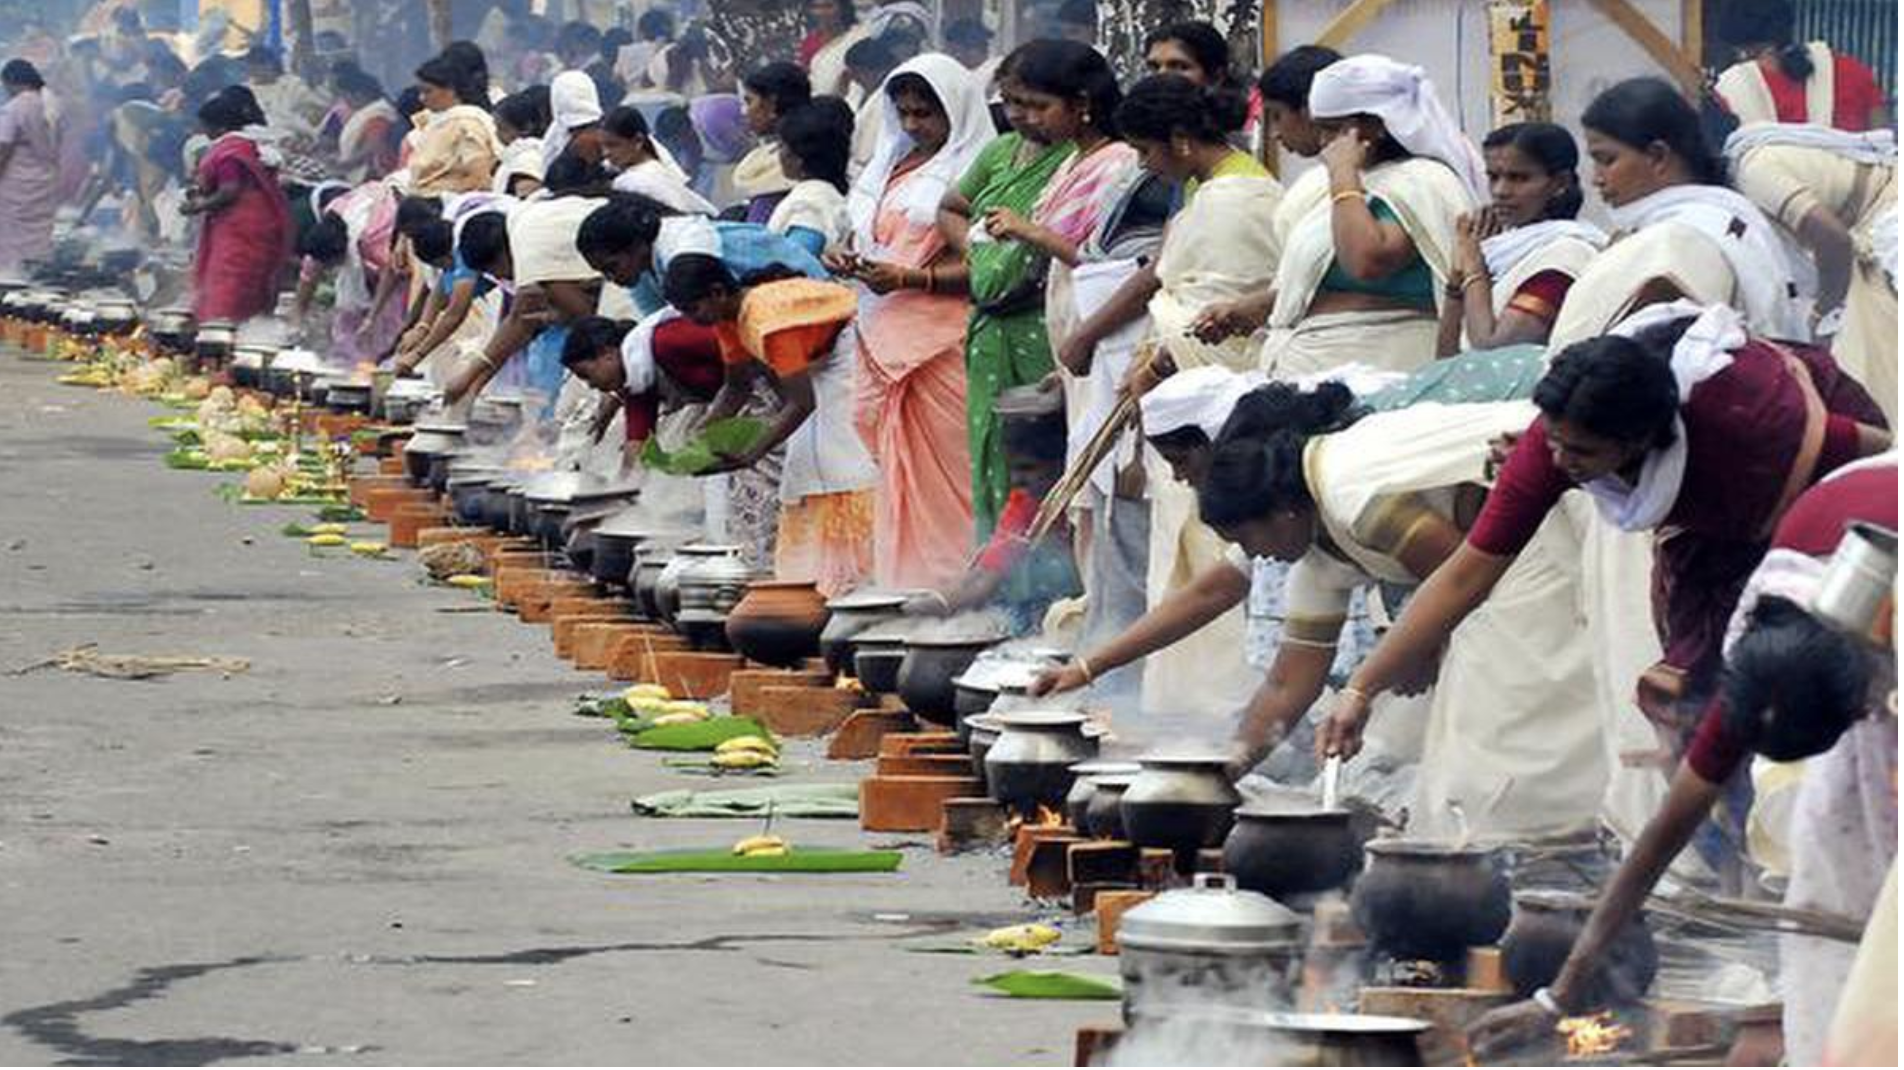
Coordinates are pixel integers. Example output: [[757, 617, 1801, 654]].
[[972, 971, 1122, 1000], [572, 847, 902, 873], [625, 716, 771, 751]]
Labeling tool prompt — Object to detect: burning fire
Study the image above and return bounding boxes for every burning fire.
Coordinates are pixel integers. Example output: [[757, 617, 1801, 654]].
[[1004, 804, 1069, 839], [834, 674, 863, 692], [1557, 1012, 1632, 1059]]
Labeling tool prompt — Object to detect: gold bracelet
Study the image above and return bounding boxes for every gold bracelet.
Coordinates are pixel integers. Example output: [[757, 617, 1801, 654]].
[[1075, 655, 1095, 685], [1461, 273, 1489, 292], [1330, 188, 1367, 206], [1340, 684, 1370, 704]]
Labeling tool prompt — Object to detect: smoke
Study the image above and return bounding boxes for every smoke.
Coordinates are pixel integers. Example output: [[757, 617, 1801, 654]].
[[1106, 960, 1303, 1067]]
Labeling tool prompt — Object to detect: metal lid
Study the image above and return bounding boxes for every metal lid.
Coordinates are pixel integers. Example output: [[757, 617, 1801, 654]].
[[1069, 760, 1142, 777], [1117, 873, 1303, 955], [991, 710, 1088, 731], [826, 589, 911, 611], [1136, 749, 1235, 769]]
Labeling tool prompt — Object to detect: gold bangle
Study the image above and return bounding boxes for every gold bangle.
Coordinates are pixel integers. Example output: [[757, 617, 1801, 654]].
[[1340, 684, 1370, 704], [1075, 655, 1095, 685], [1461, 273, 1489, 292], [1330, 188, 1366, 206]]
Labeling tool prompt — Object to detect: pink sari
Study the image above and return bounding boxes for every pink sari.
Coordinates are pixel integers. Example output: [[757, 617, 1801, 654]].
[[0, 90, 59, 275], [192, 134, 293, 322], [1032, 140, 1140, 247], [853, 163, 975, 590]]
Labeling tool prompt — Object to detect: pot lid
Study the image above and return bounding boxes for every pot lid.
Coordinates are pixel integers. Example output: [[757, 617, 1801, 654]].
[[826, 589, 911, 611], [1255, 1012, 1431, 1036], [677, 542, 744, 556], [565, 474, 646, 502], [1233, 800, 1353, 820], [990, 710, 1088, 730], [905, 631, 1006, 649], [1363, 837, 1500, 860], [953, 658, 1049, 692], [854, 621, 915, 645], [598, 508, 692, 539], [413, 417, 470, 434], [1136, 749, 1236, 768], [1512, 888, 1594, 911], [385, 377, 439, 400], [1069, 760, 1142, 777], [1117, 873, 1303, 953]]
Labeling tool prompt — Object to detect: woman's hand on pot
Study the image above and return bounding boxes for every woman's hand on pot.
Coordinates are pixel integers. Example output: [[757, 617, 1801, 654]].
[[1466, 998, 1561, 1060], [1029, 661, 1087, 697], [1316, 688, 1373, 760]]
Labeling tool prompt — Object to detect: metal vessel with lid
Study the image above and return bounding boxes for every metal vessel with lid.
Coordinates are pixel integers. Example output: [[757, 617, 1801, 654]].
[[1116, 873, 1305, 1028]]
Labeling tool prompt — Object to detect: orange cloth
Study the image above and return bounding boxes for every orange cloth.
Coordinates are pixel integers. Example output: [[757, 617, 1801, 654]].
[[854, 167, 975, 590], [774, 488, 875, 597], [716, 278, 858, 377]]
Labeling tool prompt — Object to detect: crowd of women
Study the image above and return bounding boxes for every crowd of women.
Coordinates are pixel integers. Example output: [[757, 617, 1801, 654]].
[[2, 0, 1897, 1060]]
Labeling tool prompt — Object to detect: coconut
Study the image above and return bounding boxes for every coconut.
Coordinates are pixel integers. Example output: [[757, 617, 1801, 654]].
[[206, 434, 253, 464], [181, 377, 212, 400]]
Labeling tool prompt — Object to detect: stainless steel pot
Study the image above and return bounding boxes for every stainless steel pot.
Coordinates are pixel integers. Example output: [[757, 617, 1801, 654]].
[[1812, 521, 1898, 643], [655, 543, 744, 627], [675, 547, 757, 649], [983, 710, 1098, 817], [1116, 873, 1305, 1031], [630, 533, 695, 619]]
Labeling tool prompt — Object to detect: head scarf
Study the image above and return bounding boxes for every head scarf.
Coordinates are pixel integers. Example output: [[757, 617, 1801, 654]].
[[1307, 54, 1486, 201], [847, 52, 993, 250], [867, 2, 938, 46], [542, 70, 603, 169], [1140, 366, 1265, 440], [690, 93, 748, 162]]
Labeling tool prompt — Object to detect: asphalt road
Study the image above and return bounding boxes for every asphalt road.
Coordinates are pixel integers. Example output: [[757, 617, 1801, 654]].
[[0, 349, 1109, 1066]]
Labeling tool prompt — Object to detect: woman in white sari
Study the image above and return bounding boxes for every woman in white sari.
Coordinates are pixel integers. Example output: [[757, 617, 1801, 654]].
[[1117, 74, 1286, 722], [1435, 121, 1605, 356], [1550, 77, 1813, 349], [1253, 54, 1479, 380], [1201, 383, 1604, 840], [1725, 122, 1897, 419]]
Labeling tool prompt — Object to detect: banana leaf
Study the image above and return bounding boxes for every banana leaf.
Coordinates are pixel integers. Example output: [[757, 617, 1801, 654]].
[[625, 716, 770, 751], [164, 448, 210, 470], [573, 847, 902, 874], [639, 417, 765, 475], [973, 971, 1122, 1000], [315, 504, 364, 522]]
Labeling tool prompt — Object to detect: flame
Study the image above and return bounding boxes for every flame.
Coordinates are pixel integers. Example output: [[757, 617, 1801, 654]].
[[1004, 804, 1069, 839], [834, 674, 863, 692], [350, 361, 377, 385], [1557, 1012, 1631, 1058], [1032, 804, 1065, 827], [507, 452, 554, 472]]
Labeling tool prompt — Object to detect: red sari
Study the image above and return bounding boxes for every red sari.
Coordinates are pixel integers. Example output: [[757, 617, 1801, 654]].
[[192, 134, 293, 322], [1470, 337, 1886, 731]]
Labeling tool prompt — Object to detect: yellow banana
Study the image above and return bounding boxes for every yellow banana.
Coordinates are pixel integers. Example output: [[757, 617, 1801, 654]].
[[445, 574, 490, 589], [711, 750, 777, 770], [310, 522, 350, 536], [650, 712, 705, 728], [623, 684, 672, 702], [978, 923, 1062, 953], [306, 533, 347, 547], [348, 541, 387, 555], [732, 834, 788, 856], [714, 735, 778, 757]]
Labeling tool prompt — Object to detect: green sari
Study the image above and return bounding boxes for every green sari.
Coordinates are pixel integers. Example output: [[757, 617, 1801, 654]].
[[958, 133, 1073, 537]]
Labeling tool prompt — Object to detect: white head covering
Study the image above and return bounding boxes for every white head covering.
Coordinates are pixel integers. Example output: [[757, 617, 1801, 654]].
[[1583, 300, 1746, 531], [619, 306, 681, 395], [652, 214, 722, 271], [495, 137, 546, 193], [866, 2, 938, 47], [543, 70, 604, 169], [847, 53, 992, 252], [1307, 54, 1487, 201], [1141, 366, 1266, 440]]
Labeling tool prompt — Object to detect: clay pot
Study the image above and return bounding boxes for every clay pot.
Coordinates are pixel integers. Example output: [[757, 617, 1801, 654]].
[[1500, 890, 1657, 1006], [819, 591, 908, 675], [1121, 753, 1243, 870], [1222, 803, 1370, 901], [1350, 840, 1511, 963], [983, 710, 1098, 817], [726, 580, 828, 668]]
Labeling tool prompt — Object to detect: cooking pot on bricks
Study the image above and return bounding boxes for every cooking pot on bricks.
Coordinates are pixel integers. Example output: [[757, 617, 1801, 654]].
[[819, 590, 909, 675], [1350, 839, 1511, 963], [726, 580, 830, 667], [1083, 774, 1138, 840], [983, 710, 1098, 817], [630, 534, 694, 619], [668, 544, 753, 646], [448, 465, 506, 524], [1116, 873, 1305, 1030], [1222, 801, 1372, 901], [1121, 752, 1242, 870], [655, 543, 743, 626], [1499, 889, 1657, 1006], [1064, 760, 1142, 830], [897, 632, 1004, 725]]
